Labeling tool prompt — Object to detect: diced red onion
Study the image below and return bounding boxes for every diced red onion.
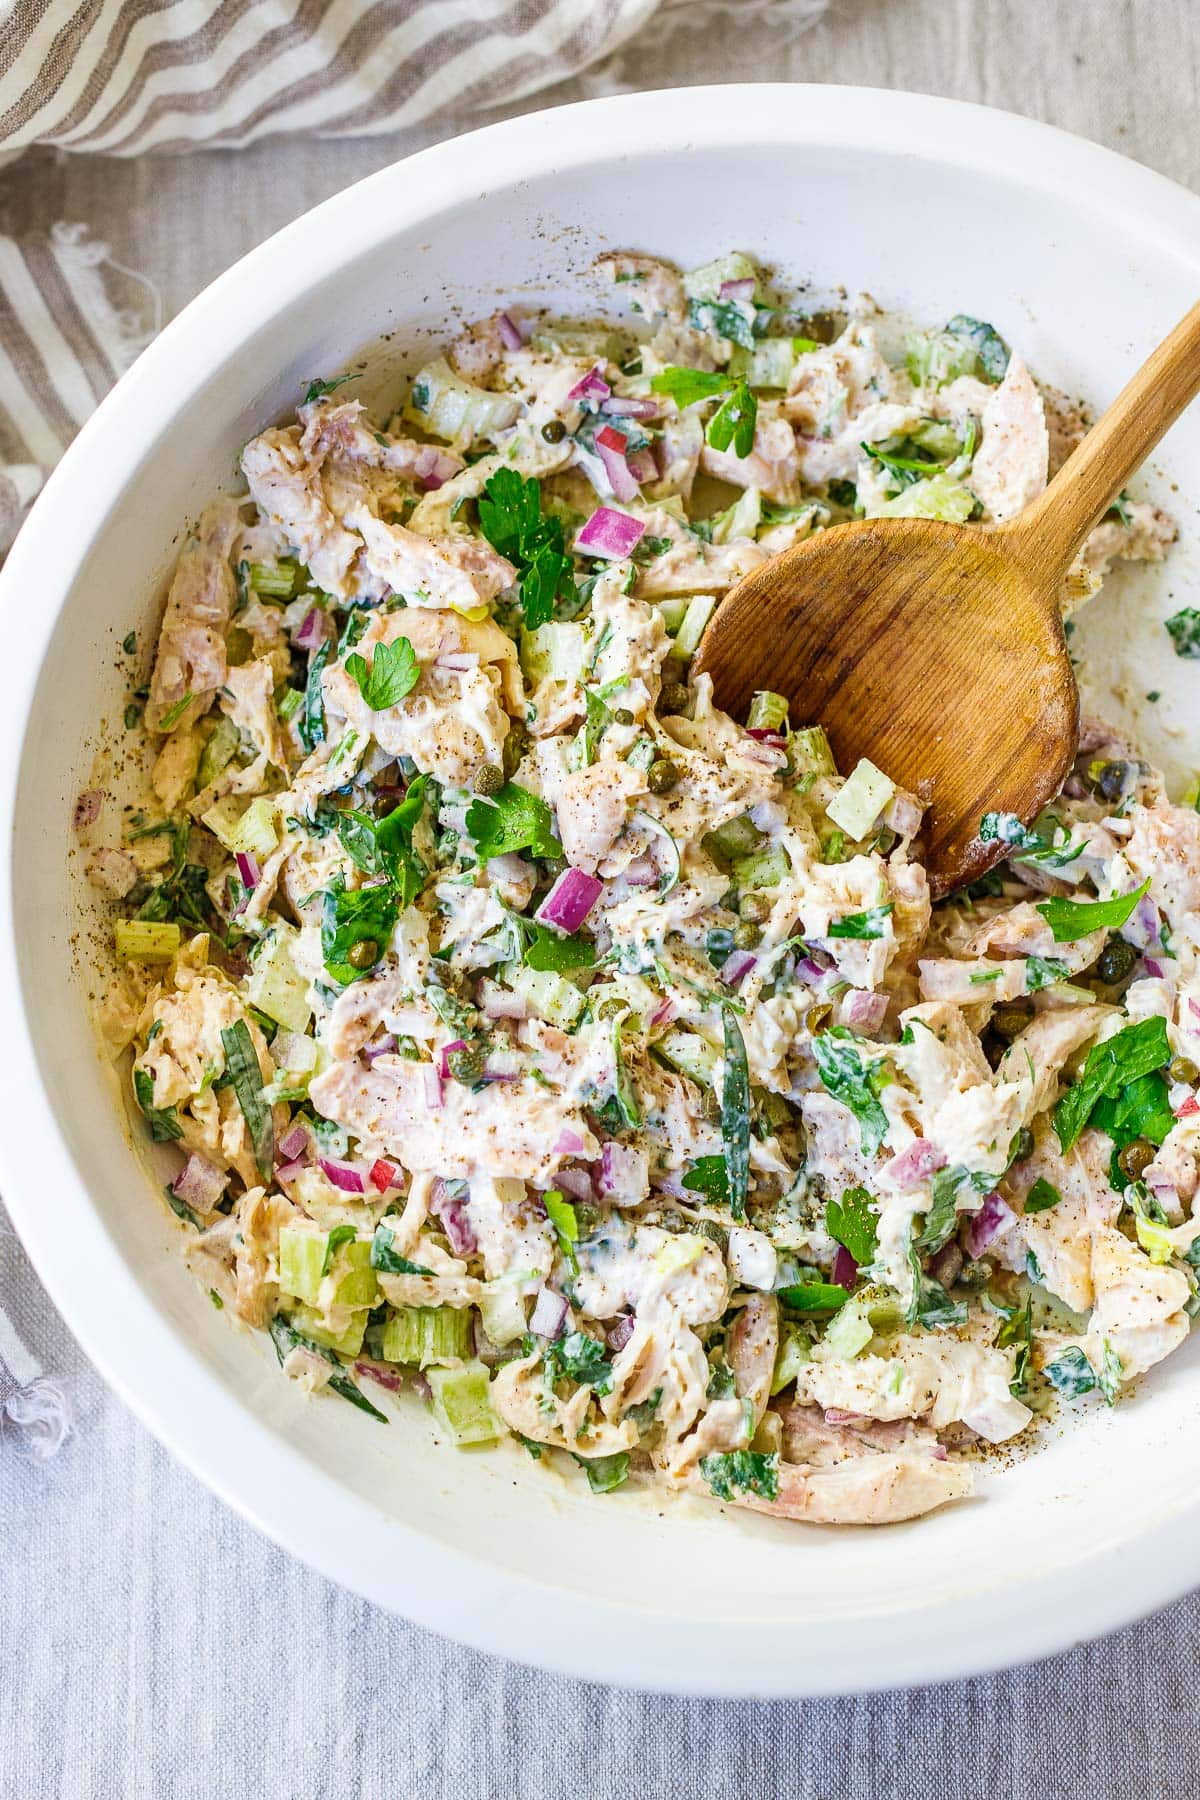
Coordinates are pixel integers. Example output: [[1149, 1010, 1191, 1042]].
[[593, 426, 641, 502], [530, 1286, 568, 1339], [1176, 1095, 1200, 1119], [355, 1359, 405, 1394], [1143, 956, 1165, 979], [626, 447, 657, 485], [172, 1152, 227, 1214], [603, 396, 659, 419], [319, 1158, 365, 1194], [566, 364, 611, 404], [411, 1371, 432, 1403], [424, 1065, 444, 1110], [720, 949, 757, 987], [436, 651, 480, 671], [883, 1139, 947, 1191], [292, 608, 327, 651], [747, 727, 786, 747], [884, 791, 925, 837], [719, 278, 756, 302], [369, 1158, 400, 1193], [276, 1122, 311, 1164], [607, 1314, 635, 1353], [553, 1129, 586, 1155], [964, 1191, 1017, 1259], [931, 1443, 949, 1461], [649, 997, 677, 1028], [496, 311, 524, 351], [797, 956, 833, 987], [413, 444, 461, 491], [1147, 1179, 1181, 1215], [73, 789, 103, 831], [275, 1158, 306, 1183], [430, 1190, 476, 1257], [824, 1408, 865, 1426], [843, 989, 888, 1031], [364, 1033, 397, 1061], [832, 1246, 858, 1289], [536, 866, 603, 933], [439, 1039, 468, 1080], [624, 856, 659, 887], [576, 505, 646, 560], [598, 1141, 646, 1199], [235, 851, 261, 891], [740, 738, 788, 771], [554, 1166, 593, 1201]]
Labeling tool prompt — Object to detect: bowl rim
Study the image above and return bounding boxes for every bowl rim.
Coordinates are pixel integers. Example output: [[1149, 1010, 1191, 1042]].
[[4, 82, 1200, 1697]]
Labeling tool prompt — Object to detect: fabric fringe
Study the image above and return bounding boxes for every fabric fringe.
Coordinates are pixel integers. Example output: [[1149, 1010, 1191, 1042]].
[[1, 1374, 72, 1461]]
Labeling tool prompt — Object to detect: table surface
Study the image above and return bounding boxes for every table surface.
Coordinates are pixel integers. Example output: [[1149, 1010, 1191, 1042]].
[[5, 2, 1200, 1794]]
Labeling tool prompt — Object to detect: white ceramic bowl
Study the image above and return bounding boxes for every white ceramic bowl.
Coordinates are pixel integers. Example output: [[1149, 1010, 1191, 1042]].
[[5, 86, 1200, 1698]]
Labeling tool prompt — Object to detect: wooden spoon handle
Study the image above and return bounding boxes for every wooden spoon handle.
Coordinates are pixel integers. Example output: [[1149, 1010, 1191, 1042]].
[[1004, 299, 1200, 582]]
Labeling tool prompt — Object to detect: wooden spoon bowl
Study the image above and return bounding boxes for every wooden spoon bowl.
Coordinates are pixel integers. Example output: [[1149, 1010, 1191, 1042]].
[[693, 302, 1200, 898]]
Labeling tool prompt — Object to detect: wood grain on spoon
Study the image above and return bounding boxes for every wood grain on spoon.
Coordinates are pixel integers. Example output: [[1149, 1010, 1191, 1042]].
[[693, 302, 1200, 898]]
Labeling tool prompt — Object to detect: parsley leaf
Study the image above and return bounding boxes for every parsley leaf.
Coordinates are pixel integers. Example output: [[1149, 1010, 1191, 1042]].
[[915, 1165, 988, 1254], [132, 1068, 183, 1143], [465, 781, 561, 862], [302, 374, 354, 405], [649, 366, 731, 408], [1166, 608, 1200, 658], [298, 639, 332, 752], [575, 1451, 629, 1493], [219, 1018, 274, 1179], [523, 922, 595, 973], [1025, 954, 1070, 992], [369, 1224, 433, 1276], [778, 1278, 849, 1314], [477, 468, 573, 629], [1024, 1177, 1062, 1214], [344, 636, 419, 710], [682, 1155, 730, 1208], [828, 903, 894, 940], [812, 1028, 889, 1158], [720, 1004, 750, 1221], [825, 1184, 878, 1266], [337, 777, 429, 908], [1043, 1345, 1099, 1399], [546, 1329, 612, 1394], [944, 314, 1010, 382], [688, 297, 756, 349], [321, 881, 401, 986], [995, 1294, 1033, 1395], [699, 1450, 780, 1502], [267, 1314, 387, 1423], [706, 379, 757, 458], [1036, 878, 1150, 943], [1053, 1015, 1171, 1152], [906, 1241, 968, 1329]]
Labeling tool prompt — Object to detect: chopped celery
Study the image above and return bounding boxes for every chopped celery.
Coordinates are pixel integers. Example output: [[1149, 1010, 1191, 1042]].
[[770, 1324, 812, 1395], [747, 690, 789, 733], [196, 714, 240, 789], [731, 844, 788, 890], [826, 758, 895, 839], [708, 488, 761, 546], [520, 621, 587, 684], [115, 919, 180, 961], [248, 559, 299, 598], [382, 1305, 475, 1368], [505, 963, 586, 1030], [656, 1026, 720, 1087], [875, 472, 977, 523], [200, 794, 247, 851], [653, 598, 689, 635], [284, 1301, 366, 1357], [427, 1361, 501, 1446], [790, 725, 835, 776], [683, 252, 758, 302], [228, 796, 279, 857], [576, 1451, 630, 1494], [278, 1225, 330, 1306], [729, 338, 808, 389], [276, 688, 303, 724], [478, 1270, 535, 1346], [672, 594, 717, 661], [333, 1239, 379, 1308], [403, 356, 521, 446], [702, 812, 764, 867], [822, 1297, 874, 1360], [246, 925, 312, 1034]]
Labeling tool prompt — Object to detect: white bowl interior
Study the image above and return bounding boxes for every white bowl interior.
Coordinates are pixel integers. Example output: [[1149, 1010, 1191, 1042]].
[[8, 90, 1200, 1693]]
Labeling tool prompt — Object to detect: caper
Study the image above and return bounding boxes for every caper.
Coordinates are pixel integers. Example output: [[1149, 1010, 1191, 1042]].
[[693, 1218, 729, 1255], [646, 758, 680, 794], [613, 708, 635, 727], [1095, 937, 1136, 986], [804, 1002, 833, 1033], [658, 681, 690, 716], [541, 418, 567, 443], [502, 721, 530, 779], [473, 761, 505, 796], [737, 894, 770, 925], [347, 938, 379, 970], [733, 920, 762, 949], [1170, 1055, 1200, 1084], [991, 1003, 1031, 1044], [1093, 759, 1130, 803], [958, 1258, 993, 1290], [1118, 1139, 1156, 1182], [446, 1045, 485, 1084], [1009, 1125, 1035, 1166]]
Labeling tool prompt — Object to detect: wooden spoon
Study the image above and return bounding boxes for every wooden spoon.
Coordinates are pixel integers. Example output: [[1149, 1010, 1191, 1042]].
[[692, 303, 1200, 897]]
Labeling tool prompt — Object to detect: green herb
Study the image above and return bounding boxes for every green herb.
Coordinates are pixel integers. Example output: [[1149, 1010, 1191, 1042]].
[[298, 639, 332, 752], [158, 691, 194, 731], [969, 970, 1003, 985], [465, 781, 561, 862], [1166, 608, 1200, 658], [906, 1242, 967, 1329], [321, 881, 401, 986], [812, 1028, 889, 1158], [521, 920, 595, 974], [995, 1294, 1033, 1395], [1024, 1177, 1062, 1214], [369, 1224, 432, 1276], [828, 903, 893, 940], [477, 468, 573, 629], [778, 1278, 849, 1314], [827, 479, 857, 509], [122, 630, 137, 655], [132, 1067, 184, 1142], [336, 777, 429, 908], [1054, 1015, 1171, 1152], [1036, 877, 1150, 943], [303, 374, 354, 405], [581, 688, 613, 767], [1043, 1345, 1099, 1400], [915, 1165, 988, 1254], [720, 1005, 750, 1221], [267, 1314, 387, 1422], [209, 1289, 224, 1309], [944, 314, 1010, 382], [1107, 490, 1134, 528], [219, 1019, 274, 1178], [706, 379, 757, 459], [163, 1182, 200, 1229], [699, 1450, 780, 1502], [1025, 954, 1070, 992], [543, 1190, 580, 1275], [1092, 1071, 1174, 1189], [124, 701, 142, 730], [649, 366, 732, 408], [688, 297, 756, 349], [345, 636, 419, 710], [575, 1451, 629, 1494], [825, 1184, 878, 1267], [546, 1329, 612, 1394], [605, 1014, 642, 1133], [322, 1223, 358, 1275], [682, 1155, 730, 1208]]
